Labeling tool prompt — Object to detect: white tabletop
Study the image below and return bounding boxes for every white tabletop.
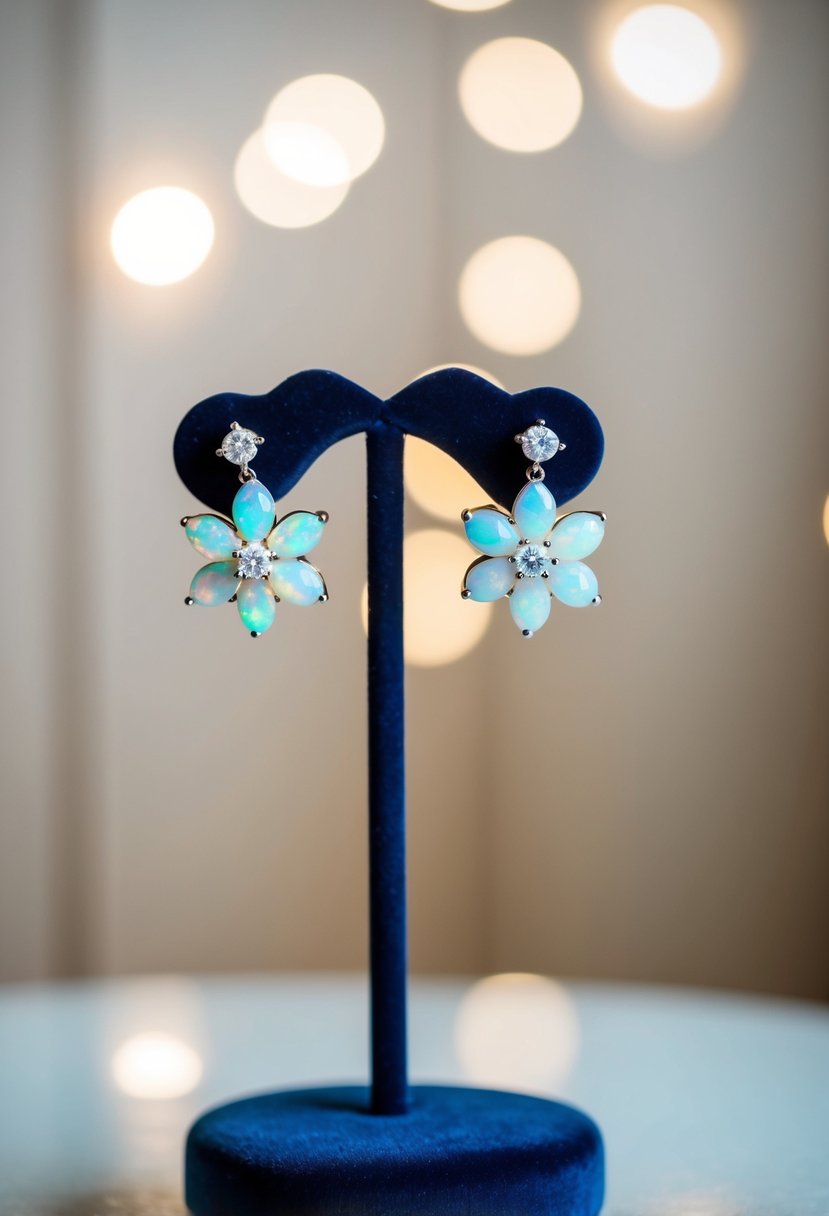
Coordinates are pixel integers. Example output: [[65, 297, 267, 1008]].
[[0, 974, 827, 1215]]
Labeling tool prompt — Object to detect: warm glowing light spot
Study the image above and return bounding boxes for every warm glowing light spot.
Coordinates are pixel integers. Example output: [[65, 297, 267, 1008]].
[[263, 120, 350, 187], [110, 187, 214, 286], [459, 37, 582, 152], [459, 236, 581, 355], [823, 495, 829, 546], [429, 0, 512, 9], [406, 439, 487, 524], [455, 973, 580, 1091], [361, 529, 491, 666], [234, 129, 349, 228], [111, 1032, 203, 1100], [417, 363, 505, 389], [264, 74, 384, 185], [611, 5, 722, 109]]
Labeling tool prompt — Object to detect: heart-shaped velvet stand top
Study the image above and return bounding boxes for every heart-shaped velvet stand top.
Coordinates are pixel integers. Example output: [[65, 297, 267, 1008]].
[[173, 368, 604, 513]]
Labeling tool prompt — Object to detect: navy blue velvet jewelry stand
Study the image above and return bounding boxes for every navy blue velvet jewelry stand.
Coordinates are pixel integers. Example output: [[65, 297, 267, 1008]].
[[173, 368, 605, 1216]]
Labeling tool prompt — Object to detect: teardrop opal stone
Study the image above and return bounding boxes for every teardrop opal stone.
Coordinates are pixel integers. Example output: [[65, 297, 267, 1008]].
[[513, 482, 556, 542], [185, 515, 238, 560], [189, 561, 238, 607], [269, 512, 326, 558], [549, 560, 599, 607], [464, 557, 514, 602], [464, 508, 518, 557], [269, 559, 324, 606], [236, 578, 276, 633], [232, 480, 276, 542], [549, 512, 605, 561], [509, 578, 552, 633]]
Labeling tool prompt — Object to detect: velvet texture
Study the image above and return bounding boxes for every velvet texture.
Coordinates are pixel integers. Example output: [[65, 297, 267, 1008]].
[[185, 1085, 604, 1216], [173, 368, 604, 518], [175, 370, 605, 1211]]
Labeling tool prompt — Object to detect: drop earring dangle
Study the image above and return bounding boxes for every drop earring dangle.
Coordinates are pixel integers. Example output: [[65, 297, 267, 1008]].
[[181, 421, 329, 637], [460, 420, 605, 637]]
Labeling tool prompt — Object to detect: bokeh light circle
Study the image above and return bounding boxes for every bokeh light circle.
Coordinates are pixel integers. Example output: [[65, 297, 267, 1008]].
[[234, 128, 349, 228], [262, 120, 350, 187], [406, 439, 488, 524], [455, 973, 580, 1091], [459, 236, 581, 355], [361, 529, 492, 666], [611, 5, 722, 109], [429, 0, 512, 9], [111, 1032, 203, 1100], [110, 187, 214, 286], [823, 494, 829, 547], [264, 74, 384, 185], [459, 37, 583, 152]]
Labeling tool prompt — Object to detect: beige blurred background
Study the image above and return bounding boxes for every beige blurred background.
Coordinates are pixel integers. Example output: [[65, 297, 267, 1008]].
[[1, 0, 827, 1001]]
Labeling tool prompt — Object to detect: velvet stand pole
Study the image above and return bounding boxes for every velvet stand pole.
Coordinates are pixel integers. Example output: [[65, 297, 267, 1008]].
[[366, 423, 408, 1115]]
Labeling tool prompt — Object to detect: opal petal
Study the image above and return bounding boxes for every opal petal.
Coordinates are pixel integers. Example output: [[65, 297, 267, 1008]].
[[509, 578, 552, 634], [464, 557, 514, 602], [463, 508, 519, 557], [548, 512, 605, 561], [549, 560, 599, 607], [233, 480, 276, 542], [513, 482, 556, 542], [236, 578, 276, 634], [184, 514, 238, 560], [189, 561, 238, 607], [269, 559, 325, 606], [268, 511, 326, 558]]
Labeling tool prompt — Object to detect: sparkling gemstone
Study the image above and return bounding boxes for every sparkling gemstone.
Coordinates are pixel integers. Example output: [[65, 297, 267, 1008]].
[[513, 481, 556, 542], [184, 514, 238, 560], [237, 542, 272, 579], [233, 479, 275, 542], [509, 578, 552, 634], [221, 427, 258, 466], [268, 511, 326, 558], [189, 561, 238, 607], [548, 511, 605, 561], [548, 560, 599, 607], [463, 508, 519, 557], [269, 558, 325, 606], [464, 556, 514, 602], [514, 544, 550, 578], [519, 424, 559, 463], [236, 578, 276, 634]]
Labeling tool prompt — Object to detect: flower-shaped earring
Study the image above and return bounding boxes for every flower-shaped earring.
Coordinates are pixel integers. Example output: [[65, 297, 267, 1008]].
[[461, 421, 605, 637], [181, 422, 329, 637]]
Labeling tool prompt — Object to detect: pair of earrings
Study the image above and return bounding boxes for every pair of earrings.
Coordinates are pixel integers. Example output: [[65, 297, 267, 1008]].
[[181, 419, 605, 640], [461, 421, 605, 637], [181, 422, 329, 637]]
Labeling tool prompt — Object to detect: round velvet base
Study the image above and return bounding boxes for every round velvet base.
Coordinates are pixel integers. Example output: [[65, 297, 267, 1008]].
[[185, 1084, 604, 1216]]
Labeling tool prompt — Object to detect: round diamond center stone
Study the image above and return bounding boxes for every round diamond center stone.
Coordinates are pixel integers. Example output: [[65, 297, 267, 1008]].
[[520, 425, 560, 462], [221, 427, 258, 466], [237, 542, 272, 579], [515, 544, 549, 578]]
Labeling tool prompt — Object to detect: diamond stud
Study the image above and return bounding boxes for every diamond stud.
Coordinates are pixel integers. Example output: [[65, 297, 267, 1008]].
[[217, 422, 262, 467], [515, 421, 561, 463]]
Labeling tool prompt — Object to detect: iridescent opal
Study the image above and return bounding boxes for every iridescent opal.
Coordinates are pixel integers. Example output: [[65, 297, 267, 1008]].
[[509, 578, 552, 633], [269, 559, 324, 606], [185, 515, 239, 560], [464, 556, 514, 602], [549, 560, 599, 607], [464, 508, 519, 557], [189, 561, 238, 607], [549, 512, 605, 561], [269, 512, 325, 558], [513, 482, 556, 542], [236, 578, 276, 633], [233, 480, 275, 542]]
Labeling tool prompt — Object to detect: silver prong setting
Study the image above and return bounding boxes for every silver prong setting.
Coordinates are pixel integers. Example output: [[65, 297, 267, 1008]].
[[184, 596, 194, 606]]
